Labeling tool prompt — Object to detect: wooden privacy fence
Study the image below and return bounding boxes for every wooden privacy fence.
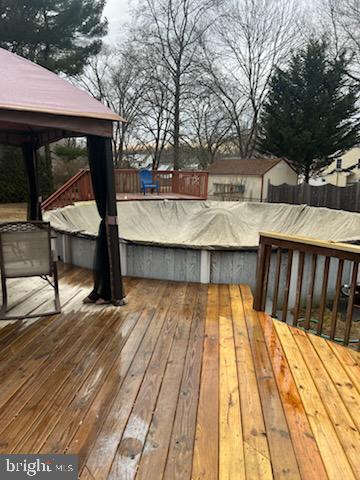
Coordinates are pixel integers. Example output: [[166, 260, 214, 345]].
[[42, 169, 208, 210], [268, 182, 360, 212], [253, 231, 360, 349]]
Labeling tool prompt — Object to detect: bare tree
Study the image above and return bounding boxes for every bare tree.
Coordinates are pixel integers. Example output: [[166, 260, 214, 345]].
[[76, 45, 148, 165], [318, 0, 360, 82], [201, 0, 301, 158], [75, 0, 301, 168], [132, 0, 218, 169], [110, 47, 150, 164], [185, 88, 232, 167], [134, 62, 172, 169]]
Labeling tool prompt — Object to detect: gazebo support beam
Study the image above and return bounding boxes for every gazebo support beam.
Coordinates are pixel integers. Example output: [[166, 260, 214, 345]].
[[22, 142, 42, 221], [104, 137, 125, 305], [87, 135, 125, 305]]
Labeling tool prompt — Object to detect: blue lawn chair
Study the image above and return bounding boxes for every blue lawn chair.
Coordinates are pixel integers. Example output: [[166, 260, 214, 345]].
[[139, 169, 159, 195]]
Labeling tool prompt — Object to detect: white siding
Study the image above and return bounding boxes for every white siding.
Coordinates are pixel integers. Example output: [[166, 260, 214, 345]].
[[208, 174, 262, 201], [263, 160, 298, 199], [208, 160, 298, 201], [318, 147, 360, 185]]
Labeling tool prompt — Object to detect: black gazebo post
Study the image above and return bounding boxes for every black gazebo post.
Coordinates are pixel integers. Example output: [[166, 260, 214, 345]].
[[22, 142, 42, 221], [87, 135, 125, 305], [104, 137, 125, 305]]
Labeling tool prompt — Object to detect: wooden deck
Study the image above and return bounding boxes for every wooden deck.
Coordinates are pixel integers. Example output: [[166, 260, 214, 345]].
[[0, 265, 359, 479]]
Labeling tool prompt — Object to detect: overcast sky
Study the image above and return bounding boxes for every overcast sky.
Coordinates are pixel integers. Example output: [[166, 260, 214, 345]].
[[103, 0, 314, 42], [103, 0, 131, 41]]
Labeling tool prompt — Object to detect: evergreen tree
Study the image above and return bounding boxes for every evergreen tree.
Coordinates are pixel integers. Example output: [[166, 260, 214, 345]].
[[0, 0, 108, 75], [259, 39, 360, 182], [0, 146, 28, 202]]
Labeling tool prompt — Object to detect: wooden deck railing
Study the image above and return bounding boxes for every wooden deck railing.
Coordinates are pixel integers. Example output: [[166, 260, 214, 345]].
[[42, 169, 208, 210], [172, 171, 209, 197], [42, 169, 93, 210], [254, 231, 360, 349]]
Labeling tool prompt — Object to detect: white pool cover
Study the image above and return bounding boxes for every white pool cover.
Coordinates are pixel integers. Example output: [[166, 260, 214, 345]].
[[44, 200, 360, 249]]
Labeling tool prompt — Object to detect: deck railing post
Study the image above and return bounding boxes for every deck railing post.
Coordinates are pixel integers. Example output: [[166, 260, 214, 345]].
[[254, 236, 271, 311], [344, 262, 359, 345], [172, 171, 179, 194]]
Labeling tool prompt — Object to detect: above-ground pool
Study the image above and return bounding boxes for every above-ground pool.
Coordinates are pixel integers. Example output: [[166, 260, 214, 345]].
[[45, 200, 360, 306]]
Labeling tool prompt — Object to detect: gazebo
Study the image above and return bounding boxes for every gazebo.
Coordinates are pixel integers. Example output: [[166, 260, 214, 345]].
[[0, 47, 126, 305]]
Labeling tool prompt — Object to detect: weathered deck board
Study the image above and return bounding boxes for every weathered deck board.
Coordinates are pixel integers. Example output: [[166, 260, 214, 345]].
[[241, 285, 301, 479], [163, 285, 207, 480], [71, 282, 178, 478], [0, 264, 359, 479], [192, 284, 219, 480], [65, 280, 168, 467], [218, 285, 245, 479], [3, 312, 118, 453], [230, 286, 273, 480], [134, 284, 200, 479], [107, 284, 193, 479]]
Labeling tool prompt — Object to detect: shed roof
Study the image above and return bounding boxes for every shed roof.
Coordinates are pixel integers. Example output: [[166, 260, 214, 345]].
[[207, 158, 284, 176], [0, 48, 124, 145]]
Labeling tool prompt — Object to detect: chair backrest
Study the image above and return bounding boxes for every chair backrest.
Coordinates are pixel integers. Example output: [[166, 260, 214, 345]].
[[139, 169, 153, 185], [0, 222, 52, 278]]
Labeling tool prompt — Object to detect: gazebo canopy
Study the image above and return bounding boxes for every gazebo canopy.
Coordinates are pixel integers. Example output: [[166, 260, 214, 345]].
[[0, 48, 126, 305], [0, 48, 124, 146]]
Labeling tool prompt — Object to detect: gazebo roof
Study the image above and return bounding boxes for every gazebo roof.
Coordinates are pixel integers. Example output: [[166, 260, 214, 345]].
[[0, 48, 124, 146]]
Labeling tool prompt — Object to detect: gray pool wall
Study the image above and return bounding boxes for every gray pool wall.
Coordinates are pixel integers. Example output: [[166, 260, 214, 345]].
[[54, 231, 353, 309]]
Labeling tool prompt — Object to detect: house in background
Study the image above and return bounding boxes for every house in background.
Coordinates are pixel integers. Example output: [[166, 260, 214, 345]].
[[311, 147, 360, 186], [207, 157, 298, 201]]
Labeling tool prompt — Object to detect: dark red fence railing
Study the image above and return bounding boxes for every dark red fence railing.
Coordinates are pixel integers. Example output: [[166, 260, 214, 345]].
[[42, 169, 208, 211], [42, 169, 93, 210]]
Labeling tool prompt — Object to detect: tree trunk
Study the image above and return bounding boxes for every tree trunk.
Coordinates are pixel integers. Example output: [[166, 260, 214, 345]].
[[116, 126, 125, 168], [173, 69, 181, 170]]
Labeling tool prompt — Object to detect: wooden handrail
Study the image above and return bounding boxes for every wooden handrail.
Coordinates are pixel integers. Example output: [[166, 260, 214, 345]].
[[254, 231, 360, 349], [42, 169, 91, 210], [260, 231, 360, 255]]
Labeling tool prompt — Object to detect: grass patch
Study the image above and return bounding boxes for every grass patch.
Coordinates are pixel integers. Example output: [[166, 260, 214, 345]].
[[296, 305, 360, 350]]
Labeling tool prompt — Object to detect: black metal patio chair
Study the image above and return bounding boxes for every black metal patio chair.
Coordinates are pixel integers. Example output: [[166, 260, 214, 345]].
[[0, 221, 61, 320]]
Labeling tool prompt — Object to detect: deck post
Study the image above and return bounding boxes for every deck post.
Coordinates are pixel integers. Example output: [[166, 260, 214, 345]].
[[253, 237, 270, 311], [22, 142, 42, 220]]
